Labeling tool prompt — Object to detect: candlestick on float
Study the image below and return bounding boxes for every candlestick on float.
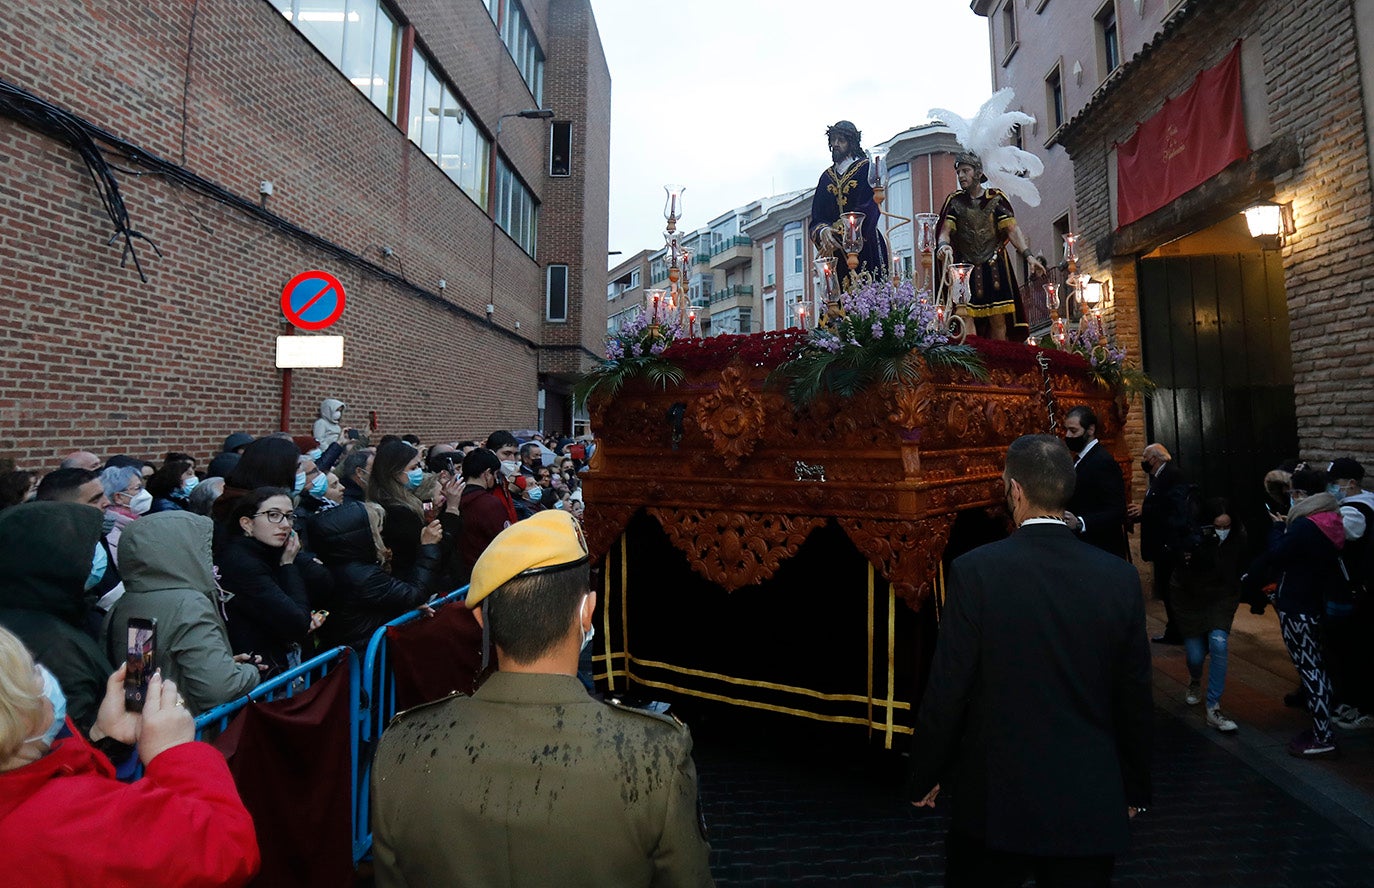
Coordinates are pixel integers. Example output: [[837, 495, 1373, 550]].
[[797, 303, 808, 331], [915, 212, 939, 293], [840, 212, 864, 281], [687, 308, 697, 337], [814, 257, 841, 324]]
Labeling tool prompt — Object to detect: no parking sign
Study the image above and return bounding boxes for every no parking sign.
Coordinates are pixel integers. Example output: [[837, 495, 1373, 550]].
[[281, 270, 346, 330]]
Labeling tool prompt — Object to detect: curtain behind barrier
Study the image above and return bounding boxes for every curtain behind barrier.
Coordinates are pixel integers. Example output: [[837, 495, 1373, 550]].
[[386, 603, 491, 711], [211, 659, 354, 888]]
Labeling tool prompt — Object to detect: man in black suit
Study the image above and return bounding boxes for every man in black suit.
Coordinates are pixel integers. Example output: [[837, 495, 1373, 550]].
[[909, 434, 1153, 887], [1127, 443, 1194, 644], [1062, 405, 1130, 560]]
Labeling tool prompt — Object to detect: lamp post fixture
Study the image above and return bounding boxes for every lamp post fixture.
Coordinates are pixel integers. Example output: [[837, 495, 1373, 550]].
[[488, 108, 555, 323]]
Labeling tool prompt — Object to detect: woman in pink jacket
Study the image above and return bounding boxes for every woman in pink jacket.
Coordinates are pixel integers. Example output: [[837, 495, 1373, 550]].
[[0, 625, 259, 886]]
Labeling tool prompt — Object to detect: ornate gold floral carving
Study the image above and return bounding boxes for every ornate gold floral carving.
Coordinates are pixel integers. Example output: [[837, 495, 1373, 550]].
[[838, 515, 954, 609], [692, 366, 766, 469], [647, 508, 825, 592]]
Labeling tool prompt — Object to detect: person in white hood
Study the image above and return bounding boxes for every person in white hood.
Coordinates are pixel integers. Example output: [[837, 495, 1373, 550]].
[[313, 398, 346, 449]]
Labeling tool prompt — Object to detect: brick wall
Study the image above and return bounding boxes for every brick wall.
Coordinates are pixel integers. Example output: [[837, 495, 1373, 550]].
[[1061, 0, 1374, 465], [0, 0, 606, 466]]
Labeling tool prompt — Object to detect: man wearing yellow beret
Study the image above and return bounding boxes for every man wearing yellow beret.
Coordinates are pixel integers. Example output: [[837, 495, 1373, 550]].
[[370, 510, 715, 887]]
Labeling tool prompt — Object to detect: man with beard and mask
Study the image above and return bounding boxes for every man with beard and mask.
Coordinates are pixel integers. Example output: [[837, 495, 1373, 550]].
[[372, 510, 714, 888], [909, 435, 1151, 886], [810, 120, 888, 283], [935, 153, 1044, 341], [1127, 443, 1194, 644], [1062, 406, 1130, 561]]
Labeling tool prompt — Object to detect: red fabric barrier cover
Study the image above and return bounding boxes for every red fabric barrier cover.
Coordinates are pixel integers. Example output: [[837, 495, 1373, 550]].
[[1116, 42, 1248, 228], [386, 604, 490, 710], [211, 657, 354, 888]]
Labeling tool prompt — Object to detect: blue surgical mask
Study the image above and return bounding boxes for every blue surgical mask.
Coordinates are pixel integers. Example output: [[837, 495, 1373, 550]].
[[85, 542, 108, 592], [293, 472, 307, 495], [1327, 483, 1345, 503], [181, 477, 199, 496], [307, 448, 323, 461], [309, 474, 328, 498], [406, 468, 424, 489], [528, 486, 543, 503], [27, 664, 67, 747]]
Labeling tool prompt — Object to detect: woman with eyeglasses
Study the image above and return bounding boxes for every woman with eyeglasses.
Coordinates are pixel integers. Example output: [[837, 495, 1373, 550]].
[[217, 487, 325, 675]]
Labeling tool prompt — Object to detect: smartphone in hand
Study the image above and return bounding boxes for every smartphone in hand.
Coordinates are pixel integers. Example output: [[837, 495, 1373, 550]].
[[124, 617, 157, 712]]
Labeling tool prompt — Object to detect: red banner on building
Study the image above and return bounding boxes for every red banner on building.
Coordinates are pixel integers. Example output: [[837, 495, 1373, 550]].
[[1115, 42, 1249, 228]]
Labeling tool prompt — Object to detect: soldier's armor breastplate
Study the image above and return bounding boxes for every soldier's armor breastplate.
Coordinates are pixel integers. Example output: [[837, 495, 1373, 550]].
[[950, 196, 1000, 265]]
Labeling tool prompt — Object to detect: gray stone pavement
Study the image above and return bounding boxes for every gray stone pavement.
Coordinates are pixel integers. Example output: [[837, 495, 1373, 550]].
[[684, 594, 1374, 886]]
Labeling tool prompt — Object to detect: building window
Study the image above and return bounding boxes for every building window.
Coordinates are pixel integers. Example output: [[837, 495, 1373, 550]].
[[550, 121, 572, 177], [546, 264, 569, 322], [1000, 1, 1018, 64], [270, 0, 402, 118], [407, 48, 491, 207], [1098, 4, 1120, 75], [791, 234, 804, 274], [495, 157, 539, 257], [489, 0, 545, 104], [1052, 212, 1072, 264], [886, 163, 913, 274], [629, 268, 640, 289], [762, 292, 776, 332], [1045, 64, 1064, 134], [762, 241, 776, 287]]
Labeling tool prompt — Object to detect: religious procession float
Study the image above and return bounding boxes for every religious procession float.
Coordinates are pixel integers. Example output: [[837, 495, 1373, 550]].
[[578, 93, 1151, 747]]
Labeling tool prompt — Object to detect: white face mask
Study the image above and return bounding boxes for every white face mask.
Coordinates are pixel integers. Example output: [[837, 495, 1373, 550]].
[[1215, 528, 1231, 543], [500, 460, 520, 478], [127, 488, 153, 515]]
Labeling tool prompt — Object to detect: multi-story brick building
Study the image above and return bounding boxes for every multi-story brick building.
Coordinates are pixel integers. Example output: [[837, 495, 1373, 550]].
[[974, 0, 1374, 532], [0, 0, 608, 466]]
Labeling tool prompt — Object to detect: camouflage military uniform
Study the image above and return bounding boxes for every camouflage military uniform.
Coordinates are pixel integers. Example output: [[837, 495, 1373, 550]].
[[372, 671, 714, 887]]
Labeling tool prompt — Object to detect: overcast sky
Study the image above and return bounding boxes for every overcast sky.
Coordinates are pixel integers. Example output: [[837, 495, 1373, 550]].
[[588, 0, 994, 265]]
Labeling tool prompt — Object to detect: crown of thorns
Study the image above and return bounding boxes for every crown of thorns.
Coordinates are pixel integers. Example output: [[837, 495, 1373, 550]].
[[825, 121, 862, 143]]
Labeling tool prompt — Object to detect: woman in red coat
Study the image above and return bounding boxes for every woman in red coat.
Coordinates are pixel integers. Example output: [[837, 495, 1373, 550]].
[[0, 625, 259, 886]]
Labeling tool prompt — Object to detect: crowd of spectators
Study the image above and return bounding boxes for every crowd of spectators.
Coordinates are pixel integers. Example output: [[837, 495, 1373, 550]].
[[0, 423, 594, 878]]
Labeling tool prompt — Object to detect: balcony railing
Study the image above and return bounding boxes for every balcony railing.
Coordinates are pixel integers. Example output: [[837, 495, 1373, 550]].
[[707, 235, 751, 258], [710, 284, 755, 304]]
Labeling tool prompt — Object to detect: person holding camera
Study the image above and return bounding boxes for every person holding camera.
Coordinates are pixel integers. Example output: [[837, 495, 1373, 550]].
[[0, 625, 259, 885], [1173, 498, 1246, 732]]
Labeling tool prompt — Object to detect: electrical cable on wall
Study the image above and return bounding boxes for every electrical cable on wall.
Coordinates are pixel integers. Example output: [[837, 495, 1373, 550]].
[[0, 79, 162, 282]]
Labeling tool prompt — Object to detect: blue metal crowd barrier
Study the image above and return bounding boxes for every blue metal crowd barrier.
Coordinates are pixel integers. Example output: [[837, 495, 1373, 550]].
[[193, 644, 358, 738], [354, 585, 469, 861]]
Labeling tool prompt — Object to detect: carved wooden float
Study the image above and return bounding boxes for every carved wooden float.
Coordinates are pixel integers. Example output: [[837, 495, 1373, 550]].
[[581, 337, 1130, 744]]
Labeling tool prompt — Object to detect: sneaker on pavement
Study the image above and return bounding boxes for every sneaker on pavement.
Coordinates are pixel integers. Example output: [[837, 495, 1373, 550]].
[[1334, 703, 1355, 719], [1287, 731, 1339, 759], [1185, 682, 1202, 706], [1334, 709, 1374, 730], [1207, 707, 1238, 733]]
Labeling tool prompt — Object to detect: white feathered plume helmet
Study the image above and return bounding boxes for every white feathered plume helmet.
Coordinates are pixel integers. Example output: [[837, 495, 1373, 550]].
[[929, 88, 1044, 207]]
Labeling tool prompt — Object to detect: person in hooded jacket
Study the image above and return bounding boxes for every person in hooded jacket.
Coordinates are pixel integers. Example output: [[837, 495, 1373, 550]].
[[314, 397, 346, 450], [1243, 466, 1347, 759], [308, 501, 436, 652], [103, 511, 261, 716], [0, 501, 113, 734], [0, 625, 260, 886]]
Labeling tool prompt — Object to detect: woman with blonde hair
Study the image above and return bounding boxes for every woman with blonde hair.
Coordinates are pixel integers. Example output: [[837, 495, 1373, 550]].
[[0, 625, 259, 883]]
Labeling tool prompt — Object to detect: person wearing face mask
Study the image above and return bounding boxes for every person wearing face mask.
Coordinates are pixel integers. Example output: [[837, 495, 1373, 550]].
[[485, 430, 527, 524], [0, 625, 260, 885], [1172, 498, 1246, 732], [146, 458, 197, 514], [909, 435, 1151, 885], [100, 464, 151, 563], [456, 449, 514, 587], [1242, 467, 1346, 758], [1126, 443, 1192, 645], [372, 509, 715, 888], [367, 439, 455, 588], [0, 502, 115, 735], [1061, 405, 1130, 561]]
